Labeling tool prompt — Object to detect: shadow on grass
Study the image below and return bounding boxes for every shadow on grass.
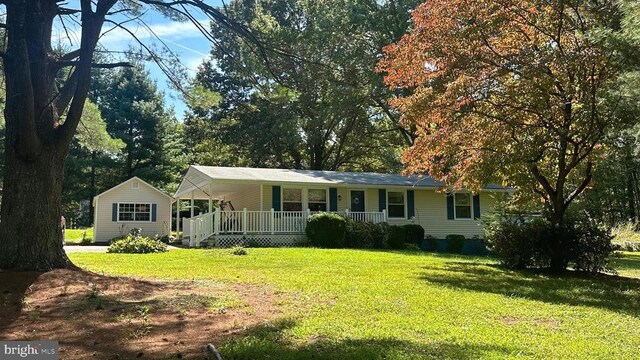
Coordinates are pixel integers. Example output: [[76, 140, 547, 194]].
[[611, 253, 640, 272], [420, 261, 640, 317], [218, 318, 517, 360]]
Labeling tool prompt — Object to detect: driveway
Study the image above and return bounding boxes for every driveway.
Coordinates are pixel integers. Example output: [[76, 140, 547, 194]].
[[64, 245, 109, 253]]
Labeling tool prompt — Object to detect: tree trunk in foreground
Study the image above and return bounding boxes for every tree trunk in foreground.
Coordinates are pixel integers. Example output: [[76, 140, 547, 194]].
[[0, 0, 111, 270], [0, 145, 71, 270]]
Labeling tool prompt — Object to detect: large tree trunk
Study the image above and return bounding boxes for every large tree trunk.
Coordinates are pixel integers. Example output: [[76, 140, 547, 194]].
[[0, 144, 71, 270]]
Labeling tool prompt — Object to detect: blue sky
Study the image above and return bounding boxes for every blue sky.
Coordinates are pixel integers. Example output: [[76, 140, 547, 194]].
[[54, 1, 225, 119]]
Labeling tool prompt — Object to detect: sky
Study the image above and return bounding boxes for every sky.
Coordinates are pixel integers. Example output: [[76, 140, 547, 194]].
[[54, 1, 225, 119]]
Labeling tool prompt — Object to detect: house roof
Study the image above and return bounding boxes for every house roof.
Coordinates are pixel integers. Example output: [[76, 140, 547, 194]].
[[93, 176, 173, 205], [173, 166, 508, 198]]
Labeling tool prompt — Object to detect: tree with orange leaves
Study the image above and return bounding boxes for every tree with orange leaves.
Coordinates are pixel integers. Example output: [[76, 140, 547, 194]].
[[379, 0, 639, 228]]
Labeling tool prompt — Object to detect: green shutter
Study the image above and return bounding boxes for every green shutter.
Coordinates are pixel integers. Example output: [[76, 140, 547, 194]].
[[112, 203, 118, 221], [151, 204, 157, 222], [378, 189, 386, 212], [446, 193, 454, 220], [272, 186, 281, 211], [473, 194, 480, 220], [407, 190, 415, 218], [329, 188, 338, 212]]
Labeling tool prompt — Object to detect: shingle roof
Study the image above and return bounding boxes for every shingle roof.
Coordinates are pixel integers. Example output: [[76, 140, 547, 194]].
[[191, 166, 506, 189]]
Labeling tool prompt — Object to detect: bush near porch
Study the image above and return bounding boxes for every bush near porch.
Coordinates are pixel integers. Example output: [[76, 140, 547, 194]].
[[67, 249, 640, 359]]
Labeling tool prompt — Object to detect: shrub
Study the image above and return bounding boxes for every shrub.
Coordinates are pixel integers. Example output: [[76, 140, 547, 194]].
[[306, 213, 347, 248], [345, 220, 388, 248], [387, 225, 406, 249], [484, 213, 615, 273], [231, 246, 248, 256], [80, 231, 93, 245], [404, 224, 425, 245], [156, 234, 177, 244], [612, 221, 640, 252], [445, 234, 465, 254], [617, 242, 640, 252], [420, 235, 438, 252], [107, 235, 168, 254], [569, 216, 616, 274]]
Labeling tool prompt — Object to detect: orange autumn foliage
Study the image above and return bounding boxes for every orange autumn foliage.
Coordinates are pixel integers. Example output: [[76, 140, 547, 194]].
[[378, 0, 629, 219]]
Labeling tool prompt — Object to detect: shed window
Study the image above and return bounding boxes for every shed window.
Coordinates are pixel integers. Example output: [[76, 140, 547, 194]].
[[118, 203, 151, 222], [308, 189, 327, 211], [387, 191, 405, 218], [282, 188, 302, 211], [454, 193, 472, 219]]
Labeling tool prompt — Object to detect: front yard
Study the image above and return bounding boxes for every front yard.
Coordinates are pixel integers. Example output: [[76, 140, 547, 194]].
[[3, 249, 639, 359]]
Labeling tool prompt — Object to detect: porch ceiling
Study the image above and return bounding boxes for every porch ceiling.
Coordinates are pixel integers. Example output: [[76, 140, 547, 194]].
[[174, 167, 262, 200]]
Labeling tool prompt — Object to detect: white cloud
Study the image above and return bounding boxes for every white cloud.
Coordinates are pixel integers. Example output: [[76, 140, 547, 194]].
[[98, 19, 210, 47]]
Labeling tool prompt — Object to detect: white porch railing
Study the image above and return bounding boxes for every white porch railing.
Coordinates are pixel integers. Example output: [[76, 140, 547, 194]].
[[344, 209, 387, 224], [185, 212, 215, 247], [183, 208, 387, 247]]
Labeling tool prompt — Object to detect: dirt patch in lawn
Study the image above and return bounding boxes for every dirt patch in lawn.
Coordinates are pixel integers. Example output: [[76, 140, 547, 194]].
[[499, 316, 561, 329], [0, 269, 284, 359]]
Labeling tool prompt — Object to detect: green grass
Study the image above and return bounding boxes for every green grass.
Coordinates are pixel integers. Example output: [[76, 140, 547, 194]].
[[70, 249, 640, 359], [64, 227, 93, 244]]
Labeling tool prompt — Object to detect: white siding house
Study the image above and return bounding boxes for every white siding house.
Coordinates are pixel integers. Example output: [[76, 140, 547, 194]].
[[93, 177, 173, 243], [174, 166, 510, 247]]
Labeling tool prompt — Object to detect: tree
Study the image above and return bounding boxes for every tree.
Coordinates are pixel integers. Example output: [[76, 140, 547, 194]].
[[187, 0, 420, 171], [97, 64, 185, 187], [378, 0, 640, 269], [63, 99, 124, 227], [0, 0, 261, 270]]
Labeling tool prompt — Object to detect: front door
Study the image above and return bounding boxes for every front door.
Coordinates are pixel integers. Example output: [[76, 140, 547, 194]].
[[350, 190, 365, 212]]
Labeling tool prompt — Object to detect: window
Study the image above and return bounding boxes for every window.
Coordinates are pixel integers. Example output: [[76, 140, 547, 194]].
[[387, 191, 405, 218], [282, 188, 302, 211], [454, 193, 472, 219], [308, 189, 327, 211], [118, 203, 151, 222]]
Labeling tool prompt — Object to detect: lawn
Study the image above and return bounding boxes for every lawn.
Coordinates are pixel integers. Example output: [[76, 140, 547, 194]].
[[70, 249, 640, 359], [64, 227, 93, 244]]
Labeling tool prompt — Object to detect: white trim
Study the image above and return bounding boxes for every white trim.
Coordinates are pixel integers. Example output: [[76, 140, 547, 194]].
[[116, 202, 153, 223], [280, 186, 330, 212], [386, 189, 408, 220], [453, 192, 474, 220], [348, 189, 367, 212], [306, 187, 329, 212], [281, 186, 303, 212]]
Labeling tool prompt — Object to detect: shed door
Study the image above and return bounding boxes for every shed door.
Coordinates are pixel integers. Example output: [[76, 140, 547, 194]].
[[350, 190, 365, 212]]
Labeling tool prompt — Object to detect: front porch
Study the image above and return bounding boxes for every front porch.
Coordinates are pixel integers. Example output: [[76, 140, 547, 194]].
[[181, 209, 387, 247], [173, 168, 389, 247]]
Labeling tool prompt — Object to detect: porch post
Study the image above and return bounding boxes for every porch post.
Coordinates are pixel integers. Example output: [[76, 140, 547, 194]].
[[175, 198, 180, 239], [243, 208, 248, 235], [260, 184, 264, 211], [208, 182, 213, 213], [382, 209, 387, 222], [270, 208, 275, 235], [190, 191, 195, 218], [214, 207, 220, 235]]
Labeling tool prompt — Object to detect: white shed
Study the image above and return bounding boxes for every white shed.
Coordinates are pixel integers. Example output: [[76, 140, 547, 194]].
[[93, 177, 173, 243]]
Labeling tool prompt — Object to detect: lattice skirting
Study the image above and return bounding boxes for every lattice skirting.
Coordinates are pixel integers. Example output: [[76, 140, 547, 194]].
[[208, 233, 307, 248]]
